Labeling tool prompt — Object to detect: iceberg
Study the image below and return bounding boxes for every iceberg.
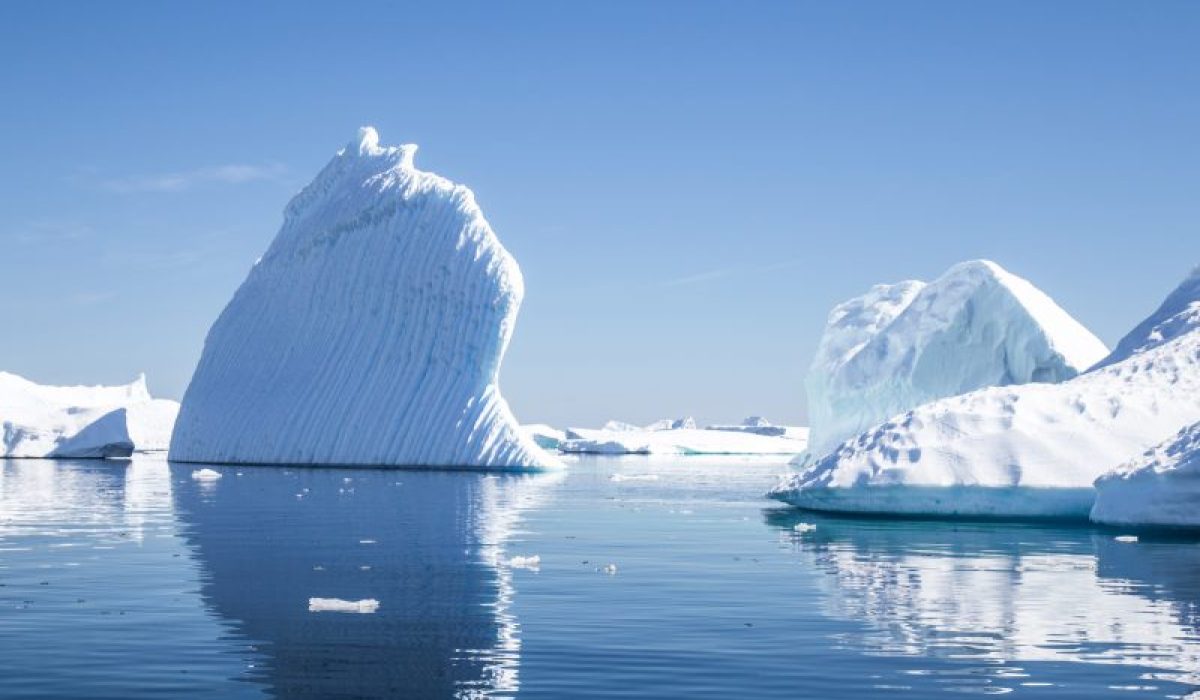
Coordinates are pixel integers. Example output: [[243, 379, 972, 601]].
[[1, 371, 179, 458], [705, 416, 805, 439], [560, 425, 807, 456], [1090, 421, 1200, 528], [169, 127, 557, 469], [804, 260, 1108, 457], [772, 265, 1200, 519], [519, 424, 566, 451]]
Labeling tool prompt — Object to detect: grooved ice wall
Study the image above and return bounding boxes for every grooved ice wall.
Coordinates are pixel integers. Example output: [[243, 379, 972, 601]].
[[169, 128, 557, 469]]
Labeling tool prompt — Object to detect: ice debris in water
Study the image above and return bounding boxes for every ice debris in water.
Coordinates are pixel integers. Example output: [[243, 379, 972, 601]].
[[600, 563, 618, 575], [191, 468, 222, 482], [308, 597, 380, 614], [508, 555, 541, 570], [1114, 535, 1139, 543], [793, 522, 817, 534]]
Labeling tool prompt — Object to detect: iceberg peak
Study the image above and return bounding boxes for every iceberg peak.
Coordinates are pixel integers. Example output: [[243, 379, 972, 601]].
[[341, 126, 418, 168]]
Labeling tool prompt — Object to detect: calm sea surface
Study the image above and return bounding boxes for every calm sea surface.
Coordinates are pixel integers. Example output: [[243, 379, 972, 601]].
[[1, 455, 1198, 698]]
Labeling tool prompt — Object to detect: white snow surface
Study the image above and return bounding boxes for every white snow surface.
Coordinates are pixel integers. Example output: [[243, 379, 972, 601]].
[[773, 266, 1200, 519], [804, 260, 1108, 457], [1092, 265, 1200, 369], [169, 127, 558, 469], [560, 426, 807, 456], [1, 371, 179, 458], [1091, 421, 1200, 528]]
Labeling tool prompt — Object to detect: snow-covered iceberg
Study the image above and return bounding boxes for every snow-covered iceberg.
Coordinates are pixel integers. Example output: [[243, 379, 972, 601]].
[[804, 260, 1108, 457], [169, 127, 556, 469], [1, 371, 179, 458], [705, 416, 806, 439], [772, 265, 1200, 519], [1090, 421, 1200, 528]]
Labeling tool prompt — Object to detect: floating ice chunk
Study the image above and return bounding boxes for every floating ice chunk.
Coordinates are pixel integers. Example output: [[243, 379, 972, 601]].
[[1092, 421, 1200, 528], [191, 468, 222, 482], [600, 564, 617, 575], [1114, 535, 1139, 543], [804, 260, 1108, 457], [307, 597, 380, 614], [507, 555, 540, 570], [793, 522, 817, 533], [168, 127, 558, 470]]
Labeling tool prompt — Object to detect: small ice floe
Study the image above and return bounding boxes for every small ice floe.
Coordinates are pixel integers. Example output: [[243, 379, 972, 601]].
[[1114, 535, 1139, 543], [307, 597, 379, 614], [191, 468, 222, 482], [508, 555, 541, 570], [600, 563, 617, 575], [610, 474, 659, 482], [793, 522, 817, 534], [359, 539, 376, 545]]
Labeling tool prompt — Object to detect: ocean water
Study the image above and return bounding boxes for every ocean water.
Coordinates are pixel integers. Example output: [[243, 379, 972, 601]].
[[1, 455, 1199, 698]]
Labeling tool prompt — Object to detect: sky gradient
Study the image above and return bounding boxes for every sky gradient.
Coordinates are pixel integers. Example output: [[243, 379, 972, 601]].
[[1, 1, 1197, 427]]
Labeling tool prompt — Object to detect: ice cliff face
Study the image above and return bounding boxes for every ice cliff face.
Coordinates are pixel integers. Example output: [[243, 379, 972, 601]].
[[1091, 421, 1200, 528], [1, 371, 178, 458], [772, 266, 1200, 519], [169, 127, 557, 469], [805, 260, 1108, 457]]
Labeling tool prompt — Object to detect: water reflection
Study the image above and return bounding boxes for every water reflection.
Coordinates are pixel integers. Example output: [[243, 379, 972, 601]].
[[171, 464, 560, 699], [765, 510, 1200, 691]]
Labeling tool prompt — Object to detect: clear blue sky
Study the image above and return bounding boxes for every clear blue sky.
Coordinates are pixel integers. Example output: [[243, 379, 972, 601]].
[[1, 1, 1196, 427]]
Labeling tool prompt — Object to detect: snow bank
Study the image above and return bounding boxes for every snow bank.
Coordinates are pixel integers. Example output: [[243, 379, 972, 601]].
[[1091, 421, 1200, 528], [773, 266, 1200, 519], [561, 426, 806, 456], [804, 260, 1108, 457], [169, 127, 557, 469], [1092, 266, 1200, 369], [1, 371, 179, 458]]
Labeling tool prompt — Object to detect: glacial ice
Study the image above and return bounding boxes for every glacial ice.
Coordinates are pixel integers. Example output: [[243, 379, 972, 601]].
[[169, 127, 558, 469], [1091, 421, 1200, 528], [0, 371, 179, 458], [772, 265, 1200, 519], [804, 260, 1108, 457]]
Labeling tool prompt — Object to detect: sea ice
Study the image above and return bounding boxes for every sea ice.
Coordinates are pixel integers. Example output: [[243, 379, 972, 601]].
[[169, 127, 558, 469]]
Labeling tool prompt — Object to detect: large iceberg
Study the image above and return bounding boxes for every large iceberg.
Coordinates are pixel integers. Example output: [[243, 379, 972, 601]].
[[169, 127, 557, 469], [771, 265, 1200, 519], [1090, 421, 1200, 528], [1, 371, 179, 458], [804, 260, 1108, 457]]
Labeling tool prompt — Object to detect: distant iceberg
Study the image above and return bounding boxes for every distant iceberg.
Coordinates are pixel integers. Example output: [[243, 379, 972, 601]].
[[772, 265, 1200, 519], [169, 128, 557, 469], [560, 419, 808, 456], [0, 371, 178, 458], [804, 260, 1108, 457]]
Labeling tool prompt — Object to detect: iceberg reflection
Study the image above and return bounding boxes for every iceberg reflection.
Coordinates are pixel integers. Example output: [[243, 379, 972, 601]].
[[171, 464, 560, 698], [766, 511, 1200, 689]]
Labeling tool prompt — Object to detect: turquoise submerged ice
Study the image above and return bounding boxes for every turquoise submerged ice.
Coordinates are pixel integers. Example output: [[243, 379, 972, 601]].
[[170, 128, 557, 469]]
